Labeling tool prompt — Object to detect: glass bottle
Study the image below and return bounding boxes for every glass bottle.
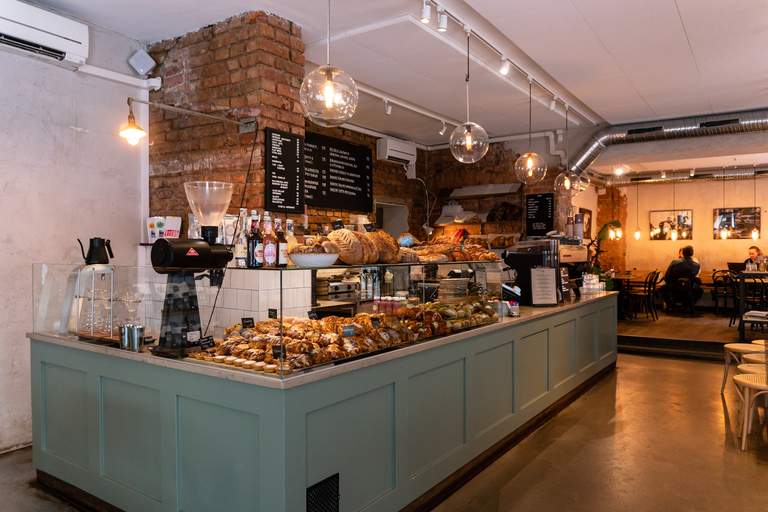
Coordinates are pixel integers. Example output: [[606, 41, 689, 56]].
[[234, 208, 248, 268], [286, 219, 299, 252], [262, 212, 278, 268], [275, 218, 289, 268], [246, 210, 263, 269]]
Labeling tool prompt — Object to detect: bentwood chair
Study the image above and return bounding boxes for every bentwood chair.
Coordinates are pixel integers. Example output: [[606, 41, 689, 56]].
[[733, 373, 768, 450], [711, 270, 733, 315], [722, 343, 766, 394]]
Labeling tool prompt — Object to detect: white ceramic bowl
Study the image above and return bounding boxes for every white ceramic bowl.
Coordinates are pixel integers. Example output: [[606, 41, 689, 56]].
[[288, 253, 339, 268]]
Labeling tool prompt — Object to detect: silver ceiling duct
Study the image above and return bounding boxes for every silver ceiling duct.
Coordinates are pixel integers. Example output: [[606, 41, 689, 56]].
[[570, 109, 768, 173]]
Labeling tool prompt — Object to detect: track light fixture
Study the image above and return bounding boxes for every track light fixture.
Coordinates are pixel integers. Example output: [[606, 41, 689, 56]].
[[437, 6, 448, 32], [661, 170, 666, 179], [384, 99, 392, 115], [689, 169, 695, 177], [420, 0, 431, 23], [549, 97, 558, 111], [438, 121, 447, 136], [499, 57, 510, 76]]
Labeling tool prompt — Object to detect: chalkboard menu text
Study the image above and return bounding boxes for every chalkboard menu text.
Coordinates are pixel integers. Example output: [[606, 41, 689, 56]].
[[526, 193, 554, 236], [265, 128, 304, 214], [304, 132, 373, 212]]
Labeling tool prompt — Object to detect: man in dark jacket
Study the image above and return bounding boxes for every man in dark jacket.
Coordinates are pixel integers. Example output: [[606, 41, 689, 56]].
[[661, 245, 702, 312]]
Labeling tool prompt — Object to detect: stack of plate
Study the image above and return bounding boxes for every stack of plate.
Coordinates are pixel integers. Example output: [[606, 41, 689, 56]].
[[438, 278, 470, 304]]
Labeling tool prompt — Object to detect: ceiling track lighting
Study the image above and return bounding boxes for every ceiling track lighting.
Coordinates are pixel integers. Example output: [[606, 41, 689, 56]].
[[449, 28, 489, 164], [384, 99, 392, 115], [690, 169, 695, 177], [514, 77, 547, 184], [549, 97, 558, 111], [420, 0, 431, 24], [613, 164, 629, 176], [299, 0, 359, 126], [499, 57, 510, 76], [438, 121, 447, 136], [436, 6, 448, 32], [661, 170, 666, 179]]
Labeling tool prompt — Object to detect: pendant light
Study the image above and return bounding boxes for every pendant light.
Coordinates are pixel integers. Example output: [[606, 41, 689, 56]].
[[119, 98, 147, 146], [634, 182, 641, 240], [449, 29, 489, 164], [514, 78, 547, 184], [752, 171, 760, 240], [299, 0, 358, 126], [720, 175, 730, 239], [553, 106, 579, 197], [670, 174, 679, 241]]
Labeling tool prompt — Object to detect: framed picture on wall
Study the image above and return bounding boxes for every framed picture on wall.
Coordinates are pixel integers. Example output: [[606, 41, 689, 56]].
[[579, 207, 592, 240], [713, 207, 760, 239], [648, 210, 693, 240]]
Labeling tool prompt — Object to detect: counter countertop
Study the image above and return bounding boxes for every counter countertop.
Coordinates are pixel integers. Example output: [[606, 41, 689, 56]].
[[29, 292, 617, 390]]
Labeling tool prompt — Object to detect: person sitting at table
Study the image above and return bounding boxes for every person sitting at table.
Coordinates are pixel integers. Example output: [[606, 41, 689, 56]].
[[745, 245, 762, 265], [660, 245, 702, 311]]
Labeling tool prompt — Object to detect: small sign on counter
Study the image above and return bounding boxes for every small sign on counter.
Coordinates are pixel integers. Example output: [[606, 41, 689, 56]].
[[531, 267, 558, 306]]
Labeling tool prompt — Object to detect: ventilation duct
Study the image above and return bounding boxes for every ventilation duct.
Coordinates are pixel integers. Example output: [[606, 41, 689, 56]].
[[570, 110, 768, 173]]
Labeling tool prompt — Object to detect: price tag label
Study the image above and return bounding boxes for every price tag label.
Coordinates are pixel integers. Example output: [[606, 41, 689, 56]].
[[272, 344, 285, 359], [185, 330, 201, 343], [307, 311, 319, 320], [332, 219, 345, 230], [342, 325, 356, 337], [363, 223, 375, 232], [268, 308, 278, 319], [199, 336, 215, 349], [371, 317, 381, 328], [241, 317, 255, 328]]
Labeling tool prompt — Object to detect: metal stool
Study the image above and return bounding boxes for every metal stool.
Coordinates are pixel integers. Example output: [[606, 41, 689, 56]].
[[733, 373, 768, 450], [722, 343, 765, 394]]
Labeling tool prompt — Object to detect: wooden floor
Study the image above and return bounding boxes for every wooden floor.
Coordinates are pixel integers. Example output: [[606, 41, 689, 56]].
[[618, 311, 741, 343]]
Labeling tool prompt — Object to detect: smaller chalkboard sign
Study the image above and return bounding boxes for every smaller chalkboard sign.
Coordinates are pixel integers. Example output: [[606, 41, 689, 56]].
[[272, 344, 285, 359], [363, 223, 375, 232], [526, 193, 555, 236], [342, 325, 356, 337], [199, 336, 215, 350], [241, 317, 255, 328], [268, 308, 278, 319], [307, 311, 319, 320], [332, 219, 345, 230], [371, 317, 381, 328]]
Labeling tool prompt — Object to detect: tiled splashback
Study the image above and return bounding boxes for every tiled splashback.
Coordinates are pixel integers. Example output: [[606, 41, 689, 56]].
[[143, 268, 312, 338]]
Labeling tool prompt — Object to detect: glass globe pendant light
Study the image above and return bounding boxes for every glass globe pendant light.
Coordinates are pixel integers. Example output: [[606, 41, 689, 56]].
[[299, 0, 358, 126], [450, 29, 489, 164], [514, 78, 547, 184], [633, 182, 641, 240]]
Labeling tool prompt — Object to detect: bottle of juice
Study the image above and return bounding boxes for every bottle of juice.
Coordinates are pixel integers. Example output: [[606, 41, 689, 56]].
[[262, 212, 278, 267], [275, 218, 289, 268], [246, 210, 263, 268]]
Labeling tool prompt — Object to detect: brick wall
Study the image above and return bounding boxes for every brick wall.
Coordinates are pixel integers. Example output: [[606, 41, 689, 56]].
[[596, 186, 627, 270]]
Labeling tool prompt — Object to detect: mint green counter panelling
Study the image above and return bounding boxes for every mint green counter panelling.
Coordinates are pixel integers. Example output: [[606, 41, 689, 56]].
[[31, 294, 617, 512]]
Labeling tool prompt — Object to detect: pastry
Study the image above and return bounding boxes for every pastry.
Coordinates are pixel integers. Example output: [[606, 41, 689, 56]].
[[242, 360, 256, 370], [214, 355, 227, 364], [234, 358, 246, 367], [225, 356, 237, 365], [264, 364, 278, 373], [327, 229, 364, 265], [254, 361, 267, 372], [398, 247, 419, 263]]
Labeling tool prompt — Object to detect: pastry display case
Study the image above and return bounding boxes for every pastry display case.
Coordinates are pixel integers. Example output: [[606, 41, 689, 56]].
[[33, 260, 504, 378]]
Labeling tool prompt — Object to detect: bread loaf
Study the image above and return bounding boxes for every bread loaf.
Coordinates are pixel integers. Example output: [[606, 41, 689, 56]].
[[353, 231, 379, 264], [367, 231, 400, 263], [327, 229, 364, 265], [398, 247, 419, 263]]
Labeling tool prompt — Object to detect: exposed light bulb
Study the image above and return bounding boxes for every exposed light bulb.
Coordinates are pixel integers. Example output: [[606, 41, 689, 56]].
[[720, 228, 729, 239], [752, 227, 760, 240], [634, 229, 641, 240], [437, 7, 448, 31], [681, 230, 688, 238], [464, 128, 473, 151], [499, 58, 510, 76], [323, 78, 335, 109], [609, 228, 616, 240], [661, 170, 666, 179], [615, 227, 623, 240], [670, 229, 678, 241], [613, 164, 627, 176], [690, 169, 695, 177], [420, 0, 431, 23], [119, 102, 147, 146]]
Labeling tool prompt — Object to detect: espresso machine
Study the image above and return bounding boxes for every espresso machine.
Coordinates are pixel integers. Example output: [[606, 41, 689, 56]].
[[150, 181, 234, 357], [502, 239, 561, 306]]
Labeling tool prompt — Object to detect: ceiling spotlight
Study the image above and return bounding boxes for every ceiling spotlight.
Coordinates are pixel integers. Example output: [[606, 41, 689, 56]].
[[437, 6, 448, 32], [549, 97, 558, 111], [613, 164, 628, 176], [119, 98, 147, 146], [689, 169, 695, 177], [661, 170, 666, 179], [438, 121, 447, 136], [499, 57, 510, 76], [384, 99, 392, 115], [420, 0, 431, 24]]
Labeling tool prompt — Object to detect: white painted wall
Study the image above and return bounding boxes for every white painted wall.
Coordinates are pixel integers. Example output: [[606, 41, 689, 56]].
[[572, 183, 598, 238], [0, 27, 144, 452], [624, 178, 767, 273]]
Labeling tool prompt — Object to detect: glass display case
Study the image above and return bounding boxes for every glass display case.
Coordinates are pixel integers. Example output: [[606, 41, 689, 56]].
[[33, 260, 504, 378]]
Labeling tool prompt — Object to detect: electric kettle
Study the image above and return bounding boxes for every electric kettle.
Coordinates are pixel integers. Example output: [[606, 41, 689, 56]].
[[78, 238, 114, 265]]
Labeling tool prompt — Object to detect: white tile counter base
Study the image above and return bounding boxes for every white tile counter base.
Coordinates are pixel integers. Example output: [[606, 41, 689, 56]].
[[30, 292, 617, 390]]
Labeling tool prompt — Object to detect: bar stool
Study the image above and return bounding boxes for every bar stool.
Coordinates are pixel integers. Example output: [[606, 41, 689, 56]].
[[743, 352, 768, 364], [722, 343, 765, 393], [737, 363, 767, 374], [752, 339, 767, 346], [733, 373, 768, 450]]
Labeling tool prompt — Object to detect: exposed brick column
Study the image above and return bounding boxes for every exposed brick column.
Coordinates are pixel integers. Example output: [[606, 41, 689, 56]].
[[596, 186, 627, 271], [147, 12, 305, 223]]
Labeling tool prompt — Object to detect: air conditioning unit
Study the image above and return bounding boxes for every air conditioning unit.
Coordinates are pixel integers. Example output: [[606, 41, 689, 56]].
[[377, 137, 417, 165], [0, 0, 89, 68]]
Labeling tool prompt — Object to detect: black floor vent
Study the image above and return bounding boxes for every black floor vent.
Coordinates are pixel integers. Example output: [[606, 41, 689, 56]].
[[307, 473, 339, 512]]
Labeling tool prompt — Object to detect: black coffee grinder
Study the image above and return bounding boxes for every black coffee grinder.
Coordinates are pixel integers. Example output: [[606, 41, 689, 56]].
[[150, 181, 234, 357]]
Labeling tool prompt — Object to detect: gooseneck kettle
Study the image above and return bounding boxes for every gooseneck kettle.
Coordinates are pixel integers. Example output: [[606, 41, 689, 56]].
[[78, 238, 114, 265]]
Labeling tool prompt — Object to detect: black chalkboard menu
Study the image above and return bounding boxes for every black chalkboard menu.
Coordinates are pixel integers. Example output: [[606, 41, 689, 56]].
[[265, 128, 305, 214], [304, 132, 373, 212], [526, 193, 554, 236]]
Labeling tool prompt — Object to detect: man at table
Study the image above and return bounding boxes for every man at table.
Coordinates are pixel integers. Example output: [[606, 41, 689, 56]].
[[660, 245, 702, 311], [745, 246, 762, 265]]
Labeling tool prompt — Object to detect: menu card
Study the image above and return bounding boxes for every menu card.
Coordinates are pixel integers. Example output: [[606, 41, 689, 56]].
[[526, 193, 554, 236], [265, 128, 305, 214], [304, 132, 373, 212], [531, 267, 558, 306]]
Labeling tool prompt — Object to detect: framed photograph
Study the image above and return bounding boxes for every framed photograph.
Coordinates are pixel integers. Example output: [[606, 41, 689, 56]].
[[713, 207, 760, 239], [648, 210, 693, 240], [579, 207, 592, 240]]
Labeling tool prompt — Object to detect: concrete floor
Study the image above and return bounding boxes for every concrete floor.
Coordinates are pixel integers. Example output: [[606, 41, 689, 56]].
[[1, 354, 767, 512]]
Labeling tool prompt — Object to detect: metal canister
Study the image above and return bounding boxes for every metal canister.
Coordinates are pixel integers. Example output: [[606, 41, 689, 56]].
[[119, 324, 132, 350], [128, 325, 145, 352]]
